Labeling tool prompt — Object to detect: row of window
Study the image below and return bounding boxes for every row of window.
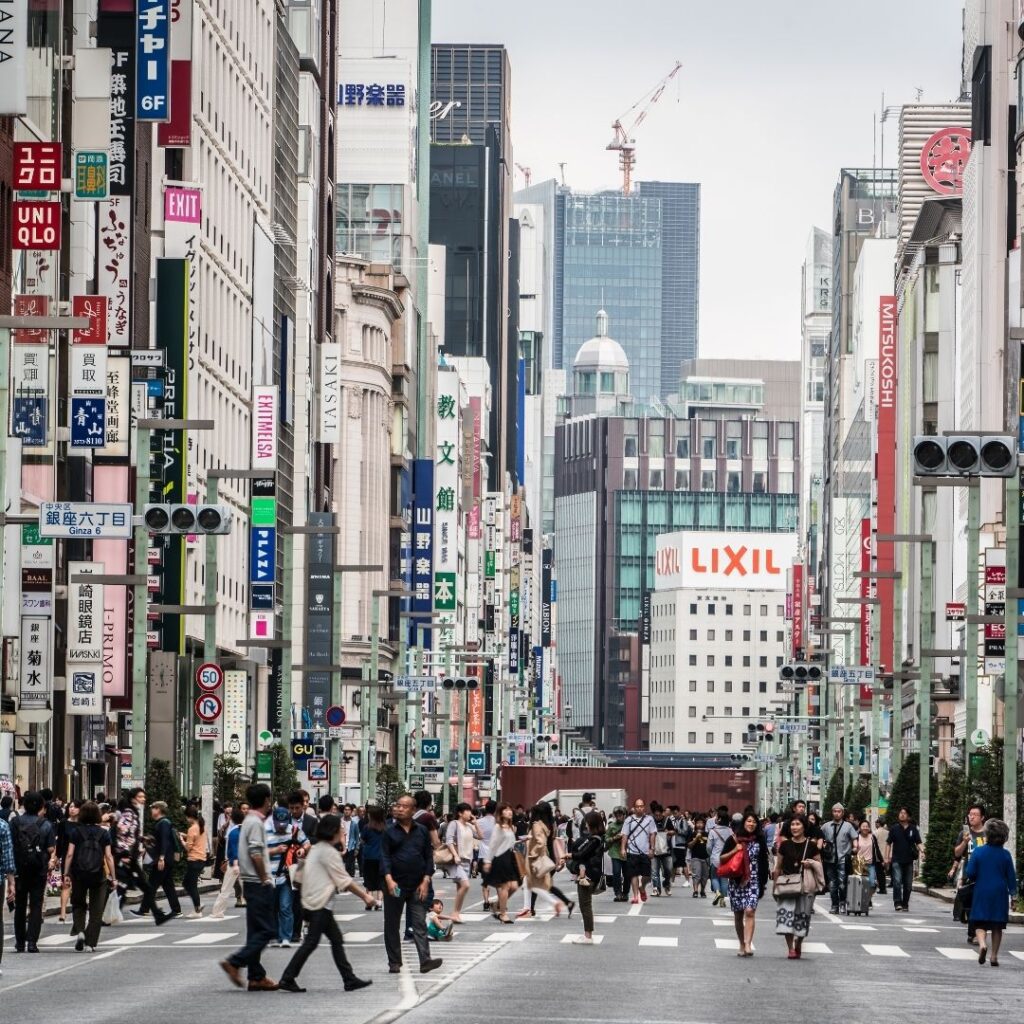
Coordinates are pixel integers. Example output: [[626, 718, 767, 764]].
[[650, 678, 780, 694], [651, 625, 784, 643], [623, 468, 795, 494], [625, 435, 796, 460], [653, 653, 786, 670]]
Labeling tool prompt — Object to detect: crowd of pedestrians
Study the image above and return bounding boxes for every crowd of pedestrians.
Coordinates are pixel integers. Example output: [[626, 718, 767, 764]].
[[0, 785, 1019, 984]]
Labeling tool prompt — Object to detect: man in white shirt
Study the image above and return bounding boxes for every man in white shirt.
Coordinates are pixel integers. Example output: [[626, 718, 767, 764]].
[[619, 798, 657, 903]]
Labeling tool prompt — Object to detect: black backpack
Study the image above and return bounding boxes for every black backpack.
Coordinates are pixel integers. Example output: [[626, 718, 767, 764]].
[[73, 825, 106, 884], [13, 818, 47, 878]]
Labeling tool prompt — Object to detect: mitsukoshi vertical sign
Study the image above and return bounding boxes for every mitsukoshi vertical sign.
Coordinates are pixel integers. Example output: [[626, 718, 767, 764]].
[[875, 296, 897, 678]]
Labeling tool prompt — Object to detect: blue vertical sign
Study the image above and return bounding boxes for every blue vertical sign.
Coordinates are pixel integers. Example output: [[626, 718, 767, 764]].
[[11, 398, 47, 446], [249, 527, 276, 584], [70, 398, 106, 448], [411, 459, 434, 651], [136, 0, 171, 121]]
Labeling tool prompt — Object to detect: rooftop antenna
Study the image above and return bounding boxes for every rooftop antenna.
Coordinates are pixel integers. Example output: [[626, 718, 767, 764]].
[[558, 162, 567, 187]]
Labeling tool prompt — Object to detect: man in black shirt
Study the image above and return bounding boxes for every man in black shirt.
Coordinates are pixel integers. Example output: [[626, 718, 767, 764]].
[[884, 806, 923, 911], [381, 795, 441, 975], [10, 791, 56, 952]]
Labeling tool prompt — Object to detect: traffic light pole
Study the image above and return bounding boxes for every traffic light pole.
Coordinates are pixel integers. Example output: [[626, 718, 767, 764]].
[[132, 426, 151, 780], [1004, 472, 1020, 860], [919, 540, 935, 843]]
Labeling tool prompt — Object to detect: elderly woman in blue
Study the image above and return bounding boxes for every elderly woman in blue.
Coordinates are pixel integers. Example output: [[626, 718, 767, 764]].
[[964, 817, 1018, 967]]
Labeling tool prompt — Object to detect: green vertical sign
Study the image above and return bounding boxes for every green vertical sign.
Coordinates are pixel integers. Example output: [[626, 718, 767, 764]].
[[485, 550, 495, 579], [21, 523, 52, 547]]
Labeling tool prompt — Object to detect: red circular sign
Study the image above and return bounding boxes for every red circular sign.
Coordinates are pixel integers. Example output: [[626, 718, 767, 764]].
[[195, 662, 223, 691], [920, 126, 972, 196], [194, 693, 223, 723]]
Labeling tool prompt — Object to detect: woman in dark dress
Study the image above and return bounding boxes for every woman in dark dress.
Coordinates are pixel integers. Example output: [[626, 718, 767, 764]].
[[773, 814, 821, 959], [483, 803, 520, 923], [964, 818, 1018, 966]]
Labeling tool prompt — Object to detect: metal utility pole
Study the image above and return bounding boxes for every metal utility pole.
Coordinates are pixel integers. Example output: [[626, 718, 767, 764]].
[[965, 484, 981, 771]]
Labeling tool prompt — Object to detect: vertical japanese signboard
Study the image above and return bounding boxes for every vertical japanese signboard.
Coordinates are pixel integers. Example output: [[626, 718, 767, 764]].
[[875, 296, 897, 675], [158, 0, 193, 147], [19, 617, 51, 715], [304, 513, 336, 734], [859, 517, 872, 702], [791, 563, 804, 658], [136, 0, 171, 121], [67, 562, 105, 715], [434, 371, 461, 649], [411, 459, 434, 651], [222, 670, 247, 757]]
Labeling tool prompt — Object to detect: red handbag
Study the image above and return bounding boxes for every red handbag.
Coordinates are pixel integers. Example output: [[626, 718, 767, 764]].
[[717, 843, 750, 884]]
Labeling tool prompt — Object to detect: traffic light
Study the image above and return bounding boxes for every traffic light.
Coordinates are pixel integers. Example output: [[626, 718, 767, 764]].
[[144, 503, 233, 534], [729, 753, 751, 764], [780, 663, 822, 682], [440, 676, 478, 690], [912, 435, 1016, 477]]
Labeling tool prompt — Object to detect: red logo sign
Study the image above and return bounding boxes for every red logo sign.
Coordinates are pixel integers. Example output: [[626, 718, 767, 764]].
[[13, 142, 62, 191], [656, 546, 680, 577], [690, 545, 782, 577], [12, 201, 62, 250], [985, 565, 1006, 585], [71, 295, 109, 344], [920, 127, 972, 196], [12, 294, 49, 343], [945, 602, 966, 621]]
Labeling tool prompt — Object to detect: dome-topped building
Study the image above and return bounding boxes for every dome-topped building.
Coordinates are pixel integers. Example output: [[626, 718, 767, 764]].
[[570, 310, 632, 415]]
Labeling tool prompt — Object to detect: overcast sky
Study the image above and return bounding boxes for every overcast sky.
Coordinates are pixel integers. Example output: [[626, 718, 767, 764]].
[[431, 0, 965, 361]]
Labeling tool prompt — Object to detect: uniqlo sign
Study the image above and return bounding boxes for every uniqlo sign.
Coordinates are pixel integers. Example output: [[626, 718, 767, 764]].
[[14, 142, 61, 191], [12, 201, 61, 250]]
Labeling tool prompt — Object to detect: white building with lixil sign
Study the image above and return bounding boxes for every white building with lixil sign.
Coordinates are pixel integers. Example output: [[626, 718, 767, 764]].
[[648, 531, 798, 754]]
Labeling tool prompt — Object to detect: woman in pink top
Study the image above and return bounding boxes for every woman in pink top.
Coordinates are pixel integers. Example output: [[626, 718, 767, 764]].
[[853, 820, 876, 889]]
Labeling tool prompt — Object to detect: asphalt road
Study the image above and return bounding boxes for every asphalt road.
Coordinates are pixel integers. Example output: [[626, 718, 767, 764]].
[[2, 879, 1023, 1022]]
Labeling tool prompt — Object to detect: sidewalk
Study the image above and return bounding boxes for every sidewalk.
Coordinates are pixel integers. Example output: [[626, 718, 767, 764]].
[[912, 880, 1024, 925]]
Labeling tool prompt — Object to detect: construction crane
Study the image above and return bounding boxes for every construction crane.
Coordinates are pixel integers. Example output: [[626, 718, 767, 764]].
[[607, 60, 682, 194], [515, 162, 532, 187]]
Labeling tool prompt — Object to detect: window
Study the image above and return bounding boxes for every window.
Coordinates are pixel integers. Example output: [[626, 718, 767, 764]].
[[689, 655, 697, 666], [701, 469, 716, 491], [776, 681, 785, 693], [707, 630, 716, 641], [649, 468, 664, 489], [706, 732, 714, 745], [759, 656, 768, 667], [758, 681, 767, 693], [778, 471, 794, 494], [759, 631, 768, 642], [752, 471, 767, 493], [708, 603, 716, 615], [725, 680, 733, 692], [600, 371, 615, 393], [726, 438, 741, 460], [725, 655, 733, 666], [706, 680, 715, 692], [777, 605, 785, 616], [725, 630, 733, 641], [624, 469, 638, 488], [741, 706, 750, 716], [724, 706, 733, 716], [727, 471, 741, 494], [743, 630, 751, 641], [776, 631, 784, 642], [705, 705, 714, 716], [725, 605, 733, 616], [676, 436, 690, 458], [689, 680, 697, 692], [689, 629, 697, 640], [688, 732, 697, 745], [624, 437, 638, 457], [724, 732, 733, 745], [706, 655, 715, 666], [742, 682, 751, 693], [689, 603, 698, 615], [743, 655, 751, 666], [674, 468, 690, 490], [688, 706, 697, 718], [702, 437, 716, 459], [776, 656, 784, 667], [778, 436, 795, 460]]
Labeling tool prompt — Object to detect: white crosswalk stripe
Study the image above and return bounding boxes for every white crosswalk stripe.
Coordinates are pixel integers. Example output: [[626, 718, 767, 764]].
[[862, 944, 909, 957], [560, 934, 605, 944], [484, 930, 531, 942], [904, 927, 940, 933], [639, 935, 678, 947], [173, 932, 238, 945], [937, 947, 979, 960], [343, 931, 383, 942], [646, 917, 682, 925], [102, 933, 160, 946], [800, 942, 833, 954], [36, 935, 79, 946]]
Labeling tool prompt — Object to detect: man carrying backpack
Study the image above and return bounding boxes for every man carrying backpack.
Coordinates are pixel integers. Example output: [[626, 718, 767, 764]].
[[9, 791, 56, 953], [146, 801, 182, 921], [0, 811, 15, 975]]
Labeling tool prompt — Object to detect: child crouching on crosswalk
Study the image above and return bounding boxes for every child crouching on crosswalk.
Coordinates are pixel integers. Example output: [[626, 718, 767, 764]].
[[427, 898, 455, 941]]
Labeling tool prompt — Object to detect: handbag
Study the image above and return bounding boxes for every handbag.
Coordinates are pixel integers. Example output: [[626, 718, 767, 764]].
[[802, 858, 825, 895], [513, 849, 528, 879], [953, 880, 975, 922], [772, 840, 809, 898], [433, 844, 455, 867], [532, 854, 556, 876]]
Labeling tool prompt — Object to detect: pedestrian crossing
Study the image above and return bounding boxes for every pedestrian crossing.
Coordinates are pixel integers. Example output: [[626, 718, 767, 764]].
[[4, 896, 1022, 966]]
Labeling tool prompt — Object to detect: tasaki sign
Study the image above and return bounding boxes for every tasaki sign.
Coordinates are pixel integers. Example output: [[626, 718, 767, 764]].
[[654, 531, 798, 592]]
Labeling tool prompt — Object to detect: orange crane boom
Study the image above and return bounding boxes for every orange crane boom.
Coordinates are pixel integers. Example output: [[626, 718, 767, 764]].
[[607, 60, 682, 194]]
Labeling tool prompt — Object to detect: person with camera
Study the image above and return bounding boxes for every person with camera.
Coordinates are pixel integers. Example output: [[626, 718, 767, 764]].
[[950, 802, 988, 944]]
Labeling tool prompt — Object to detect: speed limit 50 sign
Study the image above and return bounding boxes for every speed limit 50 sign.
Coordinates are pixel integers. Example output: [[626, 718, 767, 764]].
[[195, 662, 223, 691]]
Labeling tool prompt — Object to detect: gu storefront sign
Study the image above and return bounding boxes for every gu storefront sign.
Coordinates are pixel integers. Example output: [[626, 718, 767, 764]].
[[654, 530, 798, 591]]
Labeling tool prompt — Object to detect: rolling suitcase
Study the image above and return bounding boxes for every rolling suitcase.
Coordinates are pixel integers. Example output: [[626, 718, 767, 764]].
[[845, 873, 871, 916]]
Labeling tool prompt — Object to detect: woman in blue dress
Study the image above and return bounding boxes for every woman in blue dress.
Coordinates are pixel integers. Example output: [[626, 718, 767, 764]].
[[729, 812, 770, 957], [964, 817, 1018, 966]]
